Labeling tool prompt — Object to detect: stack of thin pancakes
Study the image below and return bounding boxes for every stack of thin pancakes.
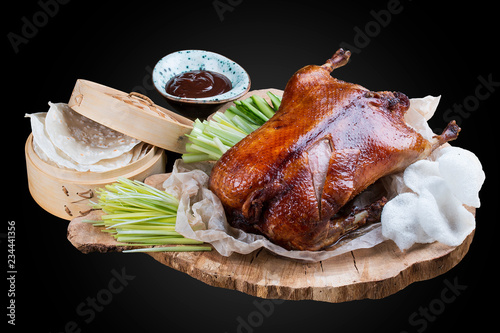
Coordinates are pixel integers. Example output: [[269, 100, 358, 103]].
[[27, 102, 150, 172]]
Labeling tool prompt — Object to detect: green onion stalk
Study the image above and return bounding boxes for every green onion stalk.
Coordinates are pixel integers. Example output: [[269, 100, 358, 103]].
[[182, 92, 282, 163], [85, 177, 211, 253]]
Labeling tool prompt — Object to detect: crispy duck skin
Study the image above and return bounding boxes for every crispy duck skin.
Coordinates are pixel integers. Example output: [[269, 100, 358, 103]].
[[208, 49, 460, 251]]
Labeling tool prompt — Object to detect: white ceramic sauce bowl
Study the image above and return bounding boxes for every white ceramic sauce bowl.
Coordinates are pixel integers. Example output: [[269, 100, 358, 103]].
[[153, 50, 251, 119]]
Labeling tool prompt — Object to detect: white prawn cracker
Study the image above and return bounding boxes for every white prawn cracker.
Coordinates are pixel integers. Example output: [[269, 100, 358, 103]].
[[381, 146, 485, 250]]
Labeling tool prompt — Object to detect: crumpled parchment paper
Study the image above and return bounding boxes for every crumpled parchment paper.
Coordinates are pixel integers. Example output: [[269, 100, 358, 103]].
[[162, 96, 485, 261]]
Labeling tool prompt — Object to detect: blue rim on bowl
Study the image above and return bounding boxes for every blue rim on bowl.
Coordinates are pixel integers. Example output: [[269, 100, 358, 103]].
[[152, 50, 251, 105]]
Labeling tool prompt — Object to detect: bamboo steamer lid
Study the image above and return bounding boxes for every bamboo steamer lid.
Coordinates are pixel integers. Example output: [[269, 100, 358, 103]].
[[67, 79, 194, 154]]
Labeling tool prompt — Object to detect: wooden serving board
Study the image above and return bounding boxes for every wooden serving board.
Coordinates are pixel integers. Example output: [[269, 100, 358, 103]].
[[67, 174, 475, 303]]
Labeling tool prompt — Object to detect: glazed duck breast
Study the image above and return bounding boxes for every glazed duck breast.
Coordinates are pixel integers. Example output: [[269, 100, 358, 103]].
[[208, 49, 460, 251]]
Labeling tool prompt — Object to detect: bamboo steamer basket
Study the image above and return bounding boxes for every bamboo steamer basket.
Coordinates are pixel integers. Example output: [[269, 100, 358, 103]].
[[25, 79, 195, 220], [26, 134, 166, 220]]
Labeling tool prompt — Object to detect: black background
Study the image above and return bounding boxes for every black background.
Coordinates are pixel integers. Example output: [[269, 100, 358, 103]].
[[6, 0, 498, 332]]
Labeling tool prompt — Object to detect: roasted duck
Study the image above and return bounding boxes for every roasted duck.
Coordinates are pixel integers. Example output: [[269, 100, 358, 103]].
[[208, 49, 460, 251]]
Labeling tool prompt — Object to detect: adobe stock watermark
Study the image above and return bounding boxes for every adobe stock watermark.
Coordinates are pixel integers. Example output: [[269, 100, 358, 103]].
[[225, 298, 285, 333], [50, 267, 135, 333], [108, 64, 157, 113], [213, 0, 243, 22], [400, 276, 467, 333], [129, 65, 156, 96], [435, 73, 499, 133], [339, 0, 412, 54], [7, 0, 72, 54]]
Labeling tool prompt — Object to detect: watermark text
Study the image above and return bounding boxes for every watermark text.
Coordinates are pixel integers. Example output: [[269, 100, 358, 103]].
[[7, 0, 71, 54], [401, 276, 467, 333], [213, 0, 243, 22], [50, 267, 135, 333], [340, 0, 411, 54]]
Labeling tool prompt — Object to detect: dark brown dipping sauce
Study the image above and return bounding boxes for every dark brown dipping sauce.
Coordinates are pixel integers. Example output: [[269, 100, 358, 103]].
[[165, 70, 232, 98]]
